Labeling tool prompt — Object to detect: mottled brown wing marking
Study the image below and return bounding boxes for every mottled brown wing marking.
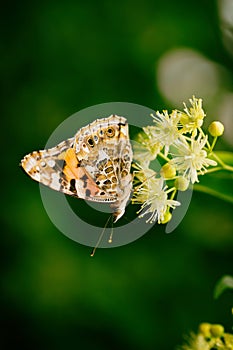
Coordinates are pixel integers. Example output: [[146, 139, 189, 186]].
[[63, 148, 116, 202], [21, 152, 76, 197], [72, 115, 133, 220], [21, 115, 132, 221], [21, 137, 78, 196]]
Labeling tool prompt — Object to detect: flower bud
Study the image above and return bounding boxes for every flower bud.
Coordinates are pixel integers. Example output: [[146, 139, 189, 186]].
[[174, 177, 189, 191], [160, 211, 172, 224], [208, 121, 224, 137], [199, 323, 211, 338], [160, 163, 176, 178], [210, 324, 224, 338]]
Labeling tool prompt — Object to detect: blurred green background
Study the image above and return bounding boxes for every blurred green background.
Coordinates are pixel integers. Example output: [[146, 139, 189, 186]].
[[1, 0, 233, 349]]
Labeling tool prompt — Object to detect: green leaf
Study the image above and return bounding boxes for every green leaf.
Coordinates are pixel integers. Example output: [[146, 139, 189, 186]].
[[214, 275, 233, 299], [194, 151, 233, 204]]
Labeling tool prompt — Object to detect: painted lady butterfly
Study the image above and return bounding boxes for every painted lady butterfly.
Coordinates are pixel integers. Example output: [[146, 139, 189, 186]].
[[21, 115, 133, 222]]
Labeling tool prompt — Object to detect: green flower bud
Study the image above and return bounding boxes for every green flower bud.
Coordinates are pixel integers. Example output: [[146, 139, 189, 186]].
[[174, 177, 189, 191], [210, 324, 225, 338], [160, 163, 176, 178], [199, 323, 211, 338], [208, 121, 224, 137], [160, 211, 172, 224]]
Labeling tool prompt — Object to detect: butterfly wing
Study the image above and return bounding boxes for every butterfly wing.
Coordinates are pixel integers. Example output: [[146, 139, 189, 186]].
[[21, 137, 76, 196], [21, 115, 133, 220], [74, 115, 133, 220], [21, 137, 117, 202]]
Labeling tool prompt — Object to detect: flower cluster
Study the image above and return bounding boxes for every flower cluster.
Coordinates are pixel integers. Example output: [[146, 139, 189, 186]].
[[132, 96, 225, 224], [178, 322, 233, 350]]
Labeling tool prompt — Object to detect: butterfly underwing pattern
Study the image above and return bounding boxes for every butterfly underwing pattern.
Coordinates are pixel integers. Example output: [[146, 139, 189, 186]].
[[21, 115, 133, 222]]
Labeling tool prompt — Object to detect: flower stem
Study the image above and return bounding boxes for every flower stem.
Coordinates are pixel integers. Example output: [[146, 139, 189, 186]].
[[210, 136, 218, 152], [168, 188, 177, 199], [211, 152, 233, 172], [194, 184, 233, 204], [198, 127, 211, 148], [158, 152, 170, 162], [201, 166, 223, 175]]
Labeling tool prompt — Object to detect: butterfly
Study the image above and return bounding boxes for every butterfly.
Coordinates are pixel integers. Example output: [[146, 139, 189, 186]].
[[21, 115, 133, 223]]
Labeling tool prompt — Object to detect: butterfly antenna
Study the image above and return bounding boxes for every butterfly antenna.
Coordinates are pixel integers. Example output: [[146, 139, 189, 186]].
[[108, 215, 114, 243], [90, 215, 112, 257]]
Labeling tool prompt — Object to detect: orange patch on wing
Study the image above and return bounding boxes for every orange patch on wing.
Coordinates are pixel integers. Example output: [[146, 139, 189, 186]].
[[63, 148, 99, 197], [63, 148, 80, 179]]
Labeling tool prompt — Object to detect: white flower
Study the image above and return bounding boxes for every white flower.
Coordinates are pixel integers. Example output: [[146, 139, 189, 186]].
[[171, 135, 217, 184], [179, 96, 206, 135], [132, 163, 156, 188], [146, 110, 181, 156], [178, 333, 212, 350], [178, 323, 233, 350], [133, 177, 180, 224], [133, 132, 161, 167]]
